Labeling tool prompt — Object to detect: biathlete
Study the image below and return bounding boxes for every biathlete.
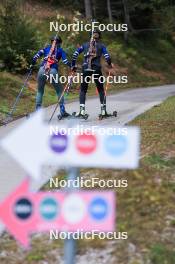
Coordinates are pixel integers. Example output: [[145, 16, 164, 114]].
[[71, 30, 113, 118], [31, 36, 71, 118]]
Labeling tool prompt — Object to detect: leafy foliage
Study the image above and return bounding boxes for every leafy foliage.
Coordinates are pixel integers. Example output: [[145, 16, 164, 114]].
[[0, 0, 40, 72]]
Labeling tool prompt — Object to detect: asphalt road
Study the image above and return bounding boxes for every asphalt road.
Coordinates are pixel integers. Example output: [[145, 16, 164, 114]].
[[0, 84, 175, 233]]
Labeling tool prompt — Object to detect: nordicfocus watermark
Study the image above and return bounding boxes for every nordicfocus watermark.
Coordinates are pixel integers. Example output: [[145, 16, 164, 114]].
[[50, 230, 128, 240], [50, 177, 128, 189], [49, 126, 128, 136], [50, 21, 128, 32], [46, 73, 128, 84]]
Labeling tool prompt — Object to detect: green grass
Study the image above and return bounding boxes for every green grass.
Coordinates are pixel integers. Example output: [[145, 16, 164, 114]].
[[0, 71, 78, 122], [149, 244, 175, 264], [107, 37, 175, 87], [144, 154, 175, 170], [46, 96, 175, 263], [41, 96, 175, 262], [26, 252, 44, 262]]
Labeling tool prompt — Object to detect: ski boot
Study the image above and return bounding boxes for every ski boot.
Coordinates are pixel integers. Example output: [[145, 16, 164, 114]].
[[35, 104, 42, 112], [57, 104, 71, 120], [72, 104, 89, 120], [99, 104, 117, 120]]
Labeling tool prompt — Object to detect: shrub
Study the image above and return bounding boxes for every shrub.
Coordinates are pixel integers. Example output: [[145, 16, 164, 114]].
[[0, 0, 40, 72]]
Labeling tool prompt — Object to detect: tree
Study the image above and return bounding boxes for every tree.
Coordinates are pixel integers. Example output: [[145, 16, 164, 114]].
[[107, 0, 113, 23], [122, 0, 133, 42], [84, 0, 92, 19]]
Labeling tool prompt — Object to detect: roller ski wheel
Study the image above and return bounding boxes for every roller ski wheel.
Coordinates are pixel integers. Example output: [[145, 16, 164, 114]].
[[83, 114, 89, 120], [57, 114, 63, 120], [99, 111, 117, 120], [72, 112, 89, 120]]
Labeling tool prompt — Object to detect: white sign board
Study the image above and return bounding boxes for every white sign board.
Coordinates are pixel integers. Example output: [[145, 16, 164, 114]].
[[1, 111, 140, 180]]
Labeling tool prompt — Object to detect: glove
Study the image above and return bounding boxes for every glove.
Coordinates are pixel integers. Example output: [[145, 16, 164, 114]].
[[108, 63, 114, 69], [108, 63, 115, 75], [29, 64, 34, 70]]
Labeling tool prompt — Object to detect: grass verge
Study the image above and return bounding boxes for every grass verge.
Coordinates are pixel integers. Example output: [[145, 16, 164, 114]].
[[0, 97, 174, 264]]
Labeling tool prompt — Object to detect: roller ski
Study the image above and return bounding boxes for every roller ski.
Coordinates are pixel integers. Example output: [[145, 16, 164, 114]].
[[57, 104, 71, 120], [98, 104, 117, 120], [72, 104, 89, 120]]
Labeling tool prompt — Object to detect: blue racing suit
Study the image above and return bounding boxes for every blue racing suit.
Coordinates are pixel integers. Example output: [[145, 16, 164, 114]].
[[32, 44, 71, 112], [72, 42, 111, 71]]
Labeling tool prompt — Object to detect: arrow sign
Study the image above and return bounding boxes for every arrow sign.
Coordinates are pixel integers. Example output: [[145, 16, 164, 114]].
[[0, 179, 115, 248], [1, 111, 140, 180]]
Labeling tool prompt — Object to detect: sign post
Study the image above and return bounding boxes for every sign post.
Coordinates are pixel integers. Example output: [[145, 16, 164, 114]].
[[64, 167, 79, 264]]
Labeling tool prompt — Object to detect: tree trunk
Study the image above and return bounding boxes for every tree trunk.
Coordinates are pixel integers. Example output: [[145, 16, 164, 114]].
[[92, 0, 96, 19], [122, 0, 134, 42], [107, 0, 113, 23], [84, 0, 92, 19]]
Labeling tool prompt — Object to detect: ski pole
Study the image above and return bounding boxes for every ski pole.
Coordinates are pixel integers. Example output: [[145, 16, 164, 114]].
[[102, 69, 111, 107], [105, 70, 111, 96], [48, 71, 75, 123], [4, 68, 33, 123]]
